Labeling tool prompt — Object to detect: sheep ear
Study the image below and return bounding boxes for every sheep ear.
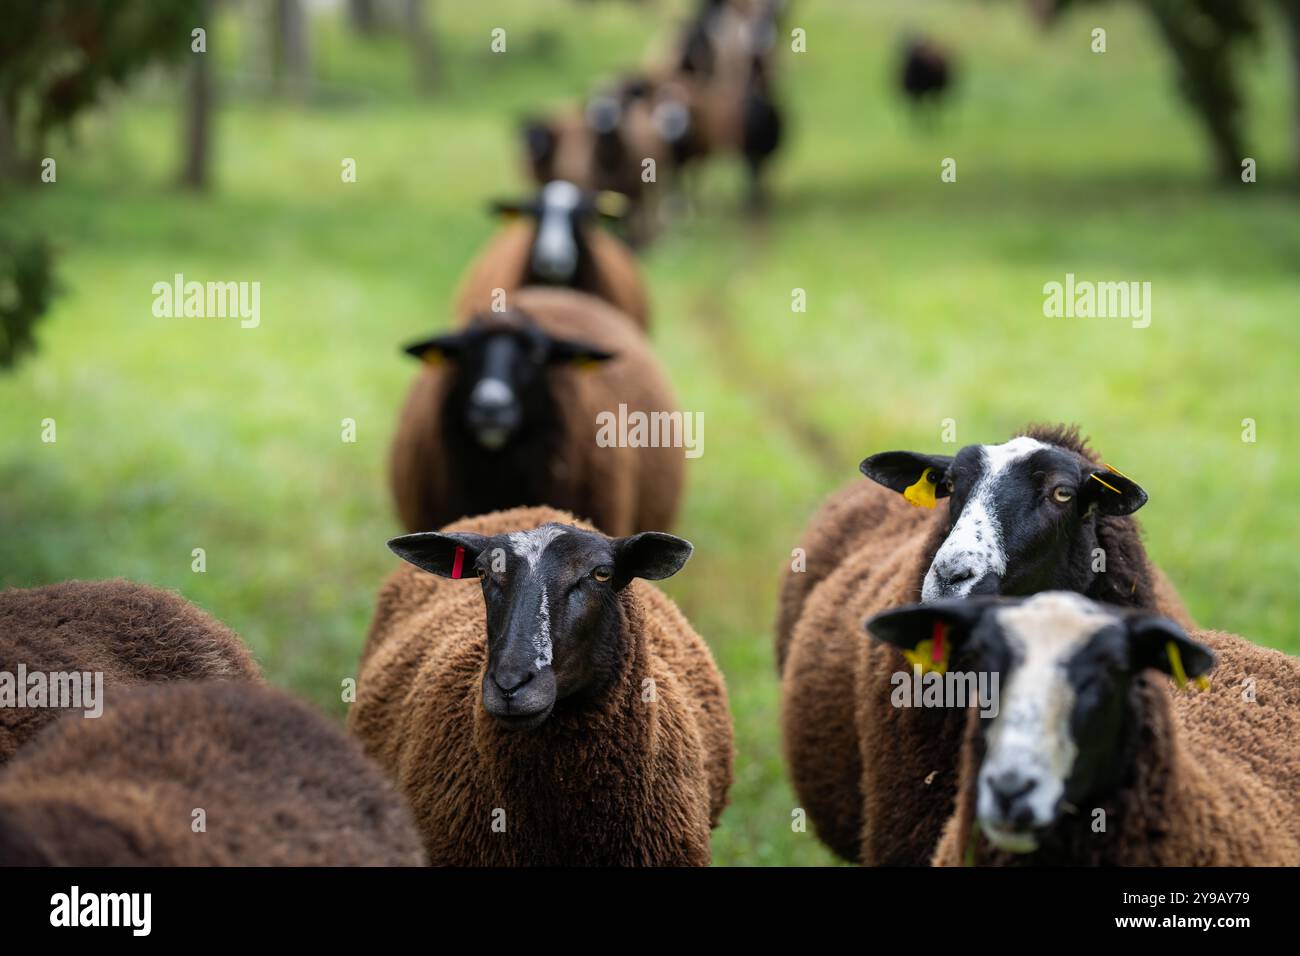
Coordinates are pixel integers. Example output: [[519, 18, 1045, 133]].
[[1126, 614, 1215, 681], [613, 532, 693, 582], [402, 332, 465, 364], [593, 190, 631, 220], [865, 598, 995, 651], [859, 451, 954, 498], [388, 532, 490, 579], [546, 336, 615, 366], [1083, 467, 1148, 516], [489, 198, 529, 220]]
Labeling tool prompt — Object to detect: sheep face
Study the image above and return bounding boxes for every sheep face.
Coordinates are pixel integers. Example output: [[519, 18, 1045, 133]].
[[866, 592, 1214, 853], [491, 181, 629, 287], [388, 524, 693, 730], [861, 436, 1148, 603], [402, 314, 613, 452]]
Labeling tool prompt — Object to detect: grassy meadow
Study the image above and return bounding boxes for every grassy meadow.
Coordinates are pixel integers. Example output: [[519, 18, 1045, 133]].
[[1, 1, 1298, 866]]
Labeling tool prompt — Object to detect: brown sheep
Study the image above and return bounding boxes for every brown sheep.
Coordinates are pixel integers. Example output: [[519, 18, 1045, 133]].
[[780, 425, 1195, 864], [0, 681, 426, 865], [453, 182, 649, 329], [0, 579, 261, 766], [389, 287, 686, 536], [864, 594, 1300, 866], [348, 505, 733, 866]]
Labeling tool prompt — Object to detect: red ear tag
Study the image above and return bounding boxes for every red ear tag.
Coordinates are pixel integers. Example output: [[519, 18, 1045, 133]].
[[451, 546, 465, 579], [932, 621, 946, 664]]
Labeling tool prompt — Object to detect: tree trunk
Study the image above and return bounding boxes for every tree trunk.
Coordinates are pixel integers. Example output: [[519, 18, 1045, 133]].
[[406, 0, 439, 94], [1142, 0, 1247, 182], [273, 0, 312, 100], [180, 5, 214, 191], [1276, 0, 1300, 184]]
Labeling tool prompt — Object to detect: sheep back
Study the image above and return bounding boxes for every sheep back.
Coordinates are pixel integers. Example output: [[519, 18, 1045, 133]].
[[0, 681, 425, 865], [389, 287, 684, 536], [350, 505, 732, 865], [0, 579, 260, 766], [452, 220, 649, 329]]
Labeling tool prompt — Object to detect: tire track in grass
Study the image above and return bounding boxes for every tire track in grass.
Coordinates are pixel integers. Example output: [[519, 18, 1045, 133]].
[[687, 287, 842, 478]]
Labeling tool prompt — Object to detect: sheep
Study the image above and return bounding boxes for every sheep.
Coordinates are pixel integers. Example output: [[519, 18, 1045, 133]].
[[0, 680, 426, 865], [899, 36, 954, 112], [520, 92, 667, 245], [0, 579, 261, 766], [348, 505, 734, 865], [389, 287, 686, 537], [779, 424, 1195, 864], [453, 180, 650, 330], [677, 0, 784, 208], [864, 592, 1300, 866]]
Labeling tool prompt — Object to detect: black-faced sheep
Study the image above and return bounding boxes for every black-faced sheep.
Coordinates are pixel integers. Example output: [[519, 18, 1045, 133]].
[[453, 180, 649, 329], [389, 287, 686, 537], [348, 505, 734, 865], [779, 424, 1195, 864], [0, 579, 261, 766], [865, 592, 1300, 866], [0, 681, 426, 865]]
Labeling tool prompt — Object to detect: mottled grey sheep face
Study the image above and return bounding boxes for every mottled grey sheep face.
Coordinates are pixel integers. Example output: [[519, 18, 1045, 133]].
[[401, 316, 614, 451], [866, 593, 1213, 854], [388, 524, 693, 730], [860, 437, 1148, 603]]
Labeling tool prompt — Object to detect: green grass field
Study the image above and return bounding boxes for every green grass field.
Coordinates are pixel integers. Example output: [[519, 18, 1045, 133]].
[[2, 1, 1297, 866]]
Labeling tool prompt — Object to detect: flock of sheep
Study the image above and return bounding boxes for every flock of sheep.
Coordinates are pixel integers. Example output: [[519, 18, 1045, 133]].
[[1, 0, 1298, 868]]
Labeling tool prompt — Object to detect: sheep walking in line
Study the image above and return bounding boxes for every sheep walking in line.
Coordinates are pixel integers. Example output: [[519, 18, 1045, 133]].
[[865, 592, 1300, 865], [389, 287, 685, 536], [0, 681, 426, 865], [0, 579, 261, 766], [779, 424, 1195, 864], [454, 180, 650, 329], [349, 506, 734, 866]]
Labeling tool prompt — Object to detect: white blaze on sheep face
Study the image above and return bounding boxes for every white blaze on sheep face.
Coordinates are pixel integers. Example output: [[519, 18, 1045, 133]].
[[976, 592, 1114, 852], [922, 437, 1048, 602], [532, 180, 583, 283], [506, 525, 569, 672]]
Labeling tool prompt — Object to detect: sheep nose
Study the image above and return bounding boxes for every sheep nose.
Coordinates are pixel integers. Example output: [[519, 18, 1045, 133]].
[[934, 561, 975, 589], [989, 769, 1038, 824], [491, 669, 534, 698], [470, 378, 514, 411]]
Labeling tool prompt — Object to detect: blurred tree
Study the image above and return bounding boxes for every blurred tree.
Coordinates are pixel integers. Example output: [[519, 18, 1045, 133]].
[[1033, 0, 1262, 181], [180, 0, 213, 189], [405, 0, 441, 94], [272, 0, 312, 100], [0, 0, 201, 180], [0, 228, 55, 372], [1276, 0, 1300, 179]]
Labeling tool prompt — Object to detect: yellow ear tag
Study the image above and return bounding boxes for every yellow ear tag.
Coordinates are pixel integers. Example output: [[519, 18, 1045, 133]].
[[903, 468, 939, 509], [571, 355, 599, 371], [420, 349, 443, 367], [594, 190, 630, 218], [1165, 640, 1208, 692], [903, 622, 950, 676]]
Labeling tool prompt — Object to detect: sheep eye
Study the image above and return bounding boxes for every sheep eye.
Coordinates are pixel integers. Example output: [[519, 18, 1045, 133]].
[[592, 566, 613, 583], [1052, 487, 1074, 504]]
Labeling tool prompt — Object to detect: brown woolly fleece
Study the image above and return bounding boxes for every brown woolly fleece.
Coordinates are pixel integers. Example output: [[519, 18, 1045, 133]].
[[389, 287, 685, 536], [933, 631, 1300, 865], [0, 681, 425, 865], [452, 220, 649, 330], [779, 425, 1194, 864], [348, 506, 734, 866], [0, 579, 261, 766]]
